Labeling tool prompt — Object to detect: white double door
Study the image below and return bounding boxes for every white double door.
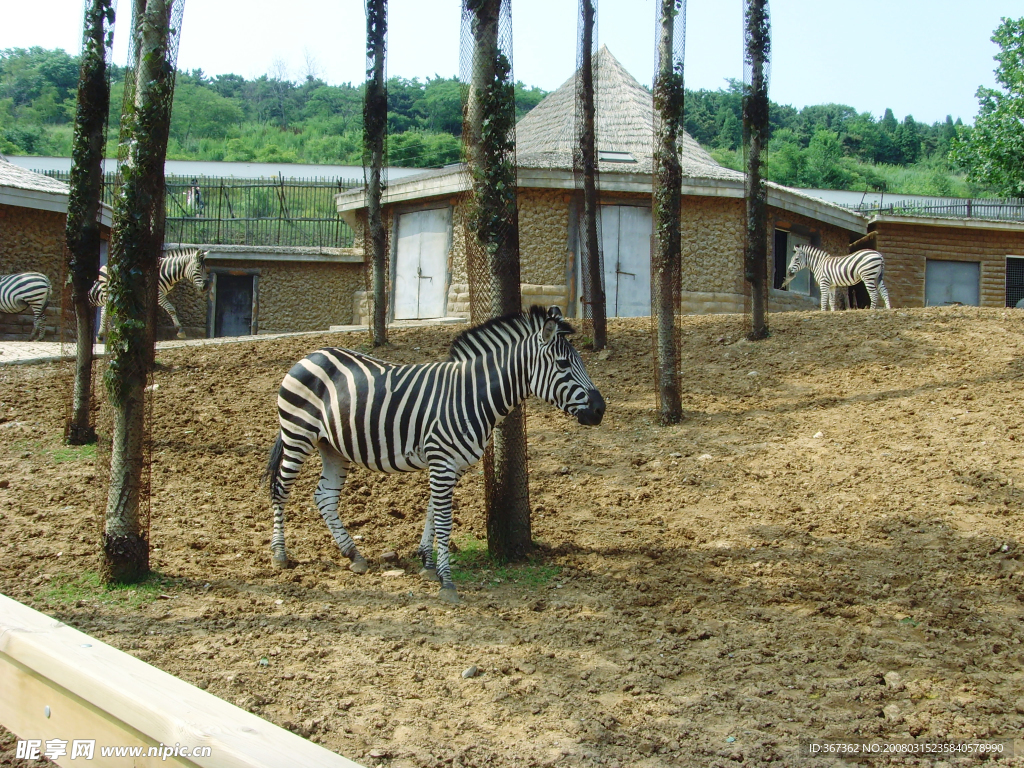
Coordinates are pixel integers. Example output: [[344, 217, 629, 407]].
[[580, 205, 652, 318], [393, 208, 450, 320]]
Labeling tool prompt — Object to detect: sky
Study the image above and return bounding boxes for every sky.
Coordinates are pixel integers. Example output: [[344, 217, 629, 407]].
[[1, 0, 1013, 126]]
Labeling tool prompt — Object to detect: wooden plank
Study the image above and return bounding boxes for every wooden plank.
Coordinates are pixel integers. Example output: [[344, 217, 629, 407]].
[[0, 593, 363, 768]]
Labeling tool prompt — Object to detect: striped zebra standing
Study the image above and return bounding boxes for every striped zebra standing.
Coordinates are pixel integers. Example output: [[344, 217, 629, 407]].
[[0, 272, 51, 341], [264, 305, 605, 603], [90, 248, 209, 339], [783, 245, 891, 311]]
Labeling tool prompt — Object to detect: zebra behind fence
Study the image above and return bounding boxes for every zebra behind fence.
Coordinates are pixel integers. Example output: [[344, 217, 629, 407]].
[[264, 305, 606, 603], [0, 272, 51, 341], [90, 248, 209, 339], [782, 245, 891, 311]]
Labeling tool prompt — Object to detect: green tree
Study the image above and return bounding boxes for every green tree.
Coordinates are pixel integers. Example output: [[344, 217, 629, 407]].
[[951, 16, 1024, 197]]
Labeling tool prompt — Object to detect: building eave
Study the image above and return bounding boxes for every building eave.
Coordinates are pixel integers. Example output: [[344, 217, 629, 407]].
[[0, 186, 114, 228], [869, 214, 1024, 232]]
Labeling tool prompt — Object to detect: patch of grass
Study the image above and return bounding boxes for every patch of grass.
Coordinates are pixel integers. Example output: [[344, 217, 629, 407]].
[[49, 443, 97, 463], [40, 571, 177, 608], [449, 535, 561, 588]]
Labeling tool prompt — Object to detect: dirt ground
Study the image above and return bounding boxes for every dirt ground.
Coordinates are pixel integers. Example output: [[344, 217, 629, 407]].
[[1, 306, 1024, 767]]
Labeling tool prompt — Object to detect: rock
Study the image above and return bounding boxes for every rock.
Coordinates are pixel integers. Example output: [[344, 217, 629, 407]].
[[382, 569, 405, 577], [883, 671, 904, 691], [462, 665, 479, 679], [1014, 697, 1024, 714], [379, 551, 398, 564], [813, 431, 824, 439], [882, 703, 902, 723]]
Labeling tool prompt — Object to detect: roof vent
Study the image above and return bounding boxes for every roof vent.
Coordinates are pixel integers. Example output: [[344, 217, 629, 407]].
[[598, 150, 636, 163]]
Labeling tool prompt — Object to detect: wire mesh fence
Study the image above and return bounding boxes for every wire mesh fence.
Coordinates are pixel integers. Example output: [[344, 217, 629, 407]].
[[574, 0, 606, 349], [651, 0, 685, 424], [41, 171, 360, 248], [459, 0, 531, 560]]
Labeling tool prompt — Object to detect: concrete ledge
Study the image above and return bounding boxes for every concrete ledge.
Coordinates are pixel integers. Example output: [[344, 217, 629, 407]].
[[0, 593, 362, 767]]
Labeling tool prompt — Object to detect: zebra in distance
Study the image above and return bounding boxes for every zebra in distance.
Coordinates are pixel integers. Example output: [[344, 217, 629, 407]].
[[264, 305, 605, 603], [783, 245, 891, 311], [0, 272, 51, 341], [89, 248, 209, 339]]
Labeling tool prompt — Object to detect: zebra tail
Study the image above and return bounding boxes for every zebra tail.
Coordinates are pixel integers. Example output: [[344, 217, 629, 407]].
[[263, 432, 284, 490]]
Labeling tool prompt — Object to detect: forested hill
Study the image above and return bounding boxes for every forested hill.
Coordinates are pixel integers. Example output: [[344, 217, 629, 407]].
[[0, 46, 984, 196]]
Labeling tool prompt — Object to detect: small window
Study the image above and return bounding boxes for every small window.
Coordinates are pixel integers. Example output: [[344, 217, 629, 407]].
[[1007, 256, 1024, 308], [598, 150, 636, 163], [925, 259, 979, 307]]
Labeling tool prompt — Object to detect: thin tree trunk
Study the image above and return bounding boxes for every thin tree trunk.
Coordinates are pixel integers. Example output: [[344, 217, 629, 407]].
[[65, 0, 114, 446], [744, 0, 770, 341], [462, 0, 531, 561], [651, 0, 683, 425], [364, 0, 388, 346], [103, 0, 181, 584], [578, 0, 606, 350]]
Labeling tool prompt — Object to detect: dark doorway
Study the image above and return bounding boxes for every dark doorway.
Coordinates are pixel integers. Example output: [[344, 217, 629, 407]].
[[772, 229, 789, 289], [214, 273, 254, 337]]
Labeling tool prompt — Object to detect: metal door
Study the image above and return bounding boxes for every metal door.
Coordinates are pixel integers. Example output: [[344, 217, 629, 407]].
[[393, 208, 450, 320], [214, 273, 254, 337], [925, 259, 980, 306], [599, 205, 652, 317]]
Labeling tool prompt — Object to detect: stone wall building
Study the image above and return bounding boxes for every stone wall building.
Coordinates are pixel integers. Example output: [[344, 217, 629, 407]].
[[337, 47, 867, 325], [0, 156, 112, 340]]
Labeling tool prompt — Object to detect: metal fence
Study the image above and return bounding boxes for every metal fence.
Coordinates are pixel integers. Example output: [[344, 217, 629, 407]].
[[43, 171, 363, 248], [845, 196, 1024, 222]]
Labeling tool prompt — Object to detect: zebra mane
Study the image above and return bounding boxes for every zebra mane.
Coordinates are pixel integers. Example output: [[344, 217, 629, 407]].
[[161, 247, 207, 264], [796, 244, 833, 261], [448, 305, 573, 362]]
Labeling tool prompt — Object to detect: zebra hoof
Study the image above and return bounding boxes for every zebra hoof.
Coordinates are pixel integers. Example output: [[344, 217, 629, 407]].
[[271, 555, 290, 569], [419, 567, 441, 583], [438, 586, 460, 605], [348, 555, 369, 574], [176, 332, 186, 339]]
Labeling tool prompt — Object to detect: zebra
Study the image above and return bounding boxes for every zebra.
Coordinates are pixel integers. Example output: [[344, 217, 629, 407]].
[[782, 245, 891, 311], [263, 305, 605, 604], [0, 272, 51, 341], [89, 248, 209, 339]]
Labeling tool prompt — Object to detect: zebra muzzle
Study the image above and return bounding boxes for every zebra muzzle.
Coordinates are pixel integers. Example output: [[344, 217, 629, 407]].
[[575, 389, 605, 426]]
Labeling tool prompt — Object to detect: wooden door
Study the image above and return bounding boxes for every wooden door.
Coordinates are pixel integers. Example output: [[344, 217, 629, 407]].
[[393, 208, 450, 320], [214, 273, 254, 337]]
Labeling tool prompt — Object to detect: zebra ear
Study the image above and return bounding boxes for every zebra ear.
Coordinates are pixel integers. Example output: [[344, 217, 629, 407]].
[[541, 306, 567, 344]]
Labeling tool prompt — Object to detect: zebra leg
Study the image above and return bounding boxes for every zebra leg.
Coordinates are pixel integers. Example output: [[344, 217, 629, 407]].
[[818, 280, 830, 311], [269, 436, 315, 569], [30, 307, 45, 341], [878, 279, 891, 309], [418, 497, 441, 582], [428, 463, 465, 603], [314, 444, 367, 574], [97, 305, 108, 342], [157, 293, 186, 338]]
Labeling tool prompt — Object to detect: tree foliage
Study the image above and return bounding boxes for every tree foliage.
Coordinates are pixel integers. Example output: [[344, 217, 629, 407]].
[[0, 44, 996, 197], [951, 16, 1024, 198]]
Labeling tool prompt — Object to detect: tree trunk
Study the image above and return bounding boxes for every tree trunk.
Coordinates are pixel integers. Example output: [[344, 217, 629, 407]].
[[577, 0, 606, 349], [364, 0, 388, 346], [651, 0, 684, 425], [743, 0, 770, 341], [65, 0, 115, 446], [102, 0, 181, 584], [462, 0, 531, 561]]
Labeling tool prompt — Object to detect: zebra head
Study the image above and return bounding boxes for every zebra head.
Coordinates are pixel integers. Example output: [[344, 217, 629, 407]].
[[530, 306, 605, 426], [781, 245, 808, 288], [188, 250, 211, 293]]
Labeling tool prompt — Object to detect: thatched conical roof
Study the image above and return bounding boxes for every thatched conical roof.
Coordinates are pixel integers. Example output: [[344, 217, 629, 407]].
[[515, 45, 741, 180]]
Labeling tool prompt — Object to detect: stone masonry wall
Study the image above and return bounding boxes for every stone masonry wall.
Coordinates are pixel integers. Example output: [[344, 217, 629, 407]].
[[0, 204, 66, 339], [873, 221, 1024, 308]]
